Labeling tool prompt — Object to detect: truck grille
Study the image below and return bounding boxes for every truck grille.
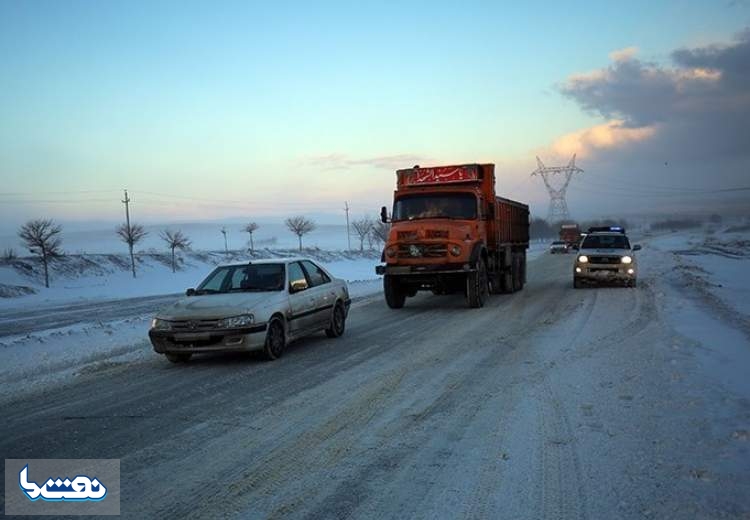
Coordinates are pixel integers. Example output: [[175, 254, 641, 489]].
[[425, 229, 449, 239], [397, 231, 418, 240], [397, 244, 448, 258], [589, 256, 620, 264], [170, 319, 221, 331]]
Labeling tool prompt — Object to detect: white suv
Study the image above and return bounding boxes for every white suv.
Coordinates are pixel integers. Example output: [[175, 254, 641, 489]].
[[573, 227, 641, 288]]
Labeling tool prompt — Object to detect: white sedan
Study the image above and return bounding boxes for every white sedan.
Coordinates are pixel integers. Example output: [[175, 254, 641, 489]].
[[149, 258, 350, 362]]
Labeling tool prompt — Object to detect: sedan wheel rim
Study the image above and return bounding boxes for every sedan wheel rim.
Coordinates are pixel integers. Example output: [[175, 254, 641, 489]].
[[270, 323, 283, 355], [334, 307, 344, 332]]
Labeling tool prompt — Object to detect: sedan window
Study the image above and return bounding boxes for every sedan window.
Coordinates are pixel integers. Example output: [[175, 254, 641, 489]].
[[301, 260, 330, 287], [288, 262, 308, 291], [196, 263, 285, 294]]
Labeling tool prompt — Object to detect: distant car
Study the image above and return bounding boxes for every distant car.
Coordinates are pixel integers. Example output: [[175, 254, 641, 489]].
[[573, 227, 641, 288], [149, 258, 350, 362], [549, 241, 569, 254]]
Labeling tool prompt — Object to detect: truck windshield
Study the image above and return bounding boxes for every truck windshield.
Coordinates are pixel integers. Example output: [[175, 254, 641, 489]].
[[393, 193, 477, 221], [196, 263, 285, 294], [581, 234, 631, 249]]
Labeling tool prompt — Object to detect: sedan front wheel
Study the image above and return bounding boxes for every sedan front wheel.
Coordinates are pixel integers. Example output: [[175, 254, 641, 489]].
[[263, 317, 286, 360]]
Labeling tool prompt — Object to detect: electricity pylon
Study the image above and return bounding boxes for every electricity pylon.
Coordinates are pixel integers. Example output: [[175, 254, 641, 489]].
[[531, 155, 583, 222]]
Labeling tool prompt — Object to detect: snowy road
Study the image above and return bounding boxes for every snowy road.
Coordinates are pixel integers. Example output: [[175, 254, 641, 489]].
[[1, 249, 748, 519], [0, 293, 181, 336]]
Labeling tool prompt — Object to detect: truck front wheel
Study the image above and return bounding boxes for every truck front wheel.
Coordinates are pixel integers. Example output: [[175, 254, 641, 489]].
[[384, 275, 406, 309], [466, 258, 489, 308]]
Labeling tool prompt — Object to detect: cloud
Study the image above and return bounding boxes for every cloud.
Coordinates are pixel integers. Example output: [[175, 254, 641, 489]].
[[308, 153, 429, 171], [608, 46, 638, 62], [538, 28, 750, 216], [551, 120, 656, 158]]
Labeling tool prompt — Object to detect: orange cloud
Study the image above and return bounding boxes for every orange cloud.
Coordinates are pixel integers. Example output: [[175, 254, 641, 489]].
[[608, 46, 638, 62], [551, 120, 657, 158]]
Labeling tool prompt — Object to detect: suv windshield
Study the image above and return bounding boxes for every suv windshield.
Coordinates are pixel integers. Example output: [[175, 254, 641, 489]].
[[581, 234, 631, 249], [196, 263, 285, 294], [393, 193, 477, 221]]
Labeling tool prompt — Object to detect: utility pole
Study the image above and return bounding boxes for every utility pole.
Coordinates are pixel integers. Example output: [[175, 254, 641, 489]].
[[344, 201, 351, 251], [122, 189, 136, 278]]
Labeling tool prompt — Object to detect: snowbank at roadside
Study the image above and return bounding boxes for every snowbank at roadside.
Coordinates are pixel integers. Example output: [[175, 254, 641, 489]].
[[0, 248, 381, 309]]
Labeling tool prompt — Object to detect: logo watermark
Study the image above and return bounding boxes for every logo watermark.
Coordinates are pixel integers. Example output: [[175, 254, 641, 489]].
[[5, 459, 120, 515]]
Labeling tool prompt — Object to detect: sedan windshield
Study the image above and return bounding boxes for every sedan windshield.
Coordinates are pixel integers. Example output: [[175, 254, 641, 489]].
[[393, 193, 477, 221], [581, 234, 631, 249], [196, 263, 285, 294]]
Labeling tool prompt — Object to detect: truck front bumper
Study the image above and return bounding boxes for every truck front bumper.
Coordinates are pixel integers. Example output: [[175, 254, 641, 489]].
[[376, 263, 475, 276]]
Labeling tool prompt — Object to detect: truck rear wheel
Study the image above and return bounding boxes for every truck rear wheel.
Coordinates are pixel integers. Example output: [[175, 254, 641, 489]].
[[384, 275, 406, 309], [512, 253, 523, 292], [466, 258, 489, 308]]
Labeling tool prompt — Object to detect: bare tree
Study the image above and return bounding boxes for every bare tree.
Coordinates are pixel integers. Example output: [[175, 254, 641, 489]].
[[160, 230, 191, 273], [371, 220, 390, 247], [18, 219, 63, 288], [244, 222, 259, 252], [116, 223, 148, 278], [285, 216, 316, 251], [351, 217, 374, 252], [220, 227, 228, 254]]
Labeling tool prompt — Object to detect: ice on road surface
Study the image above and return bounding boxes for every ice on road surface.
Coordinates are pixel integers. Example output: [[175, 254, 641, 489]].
[[0, 232, 747, 519]]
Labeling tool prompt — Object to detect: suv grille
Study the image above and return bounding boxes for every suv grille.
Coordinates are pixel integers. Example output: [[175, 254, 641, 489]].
[[589, 256, 620, 264]]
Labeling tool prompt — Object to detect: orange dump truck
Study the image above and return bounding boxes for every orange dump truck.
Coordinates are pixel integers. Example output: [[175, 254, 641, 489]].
[[375, 164, 529, 308]]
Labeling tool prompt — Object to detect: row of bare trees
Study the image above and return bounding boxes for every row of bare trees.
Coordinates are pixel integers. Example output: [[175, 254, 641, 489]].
[[15, 214, 384, 288], [350, 217, 389, 251]]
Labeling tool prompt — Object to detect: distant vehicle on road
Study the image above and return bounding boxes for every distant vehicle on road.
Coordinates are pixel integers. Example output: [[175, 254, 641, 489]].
[[573, 227, 641, 288], [376, 163, 529, 309], [549, 240, 569, 254], [149, 258, 350, 362], [559, 223, 581, 249]]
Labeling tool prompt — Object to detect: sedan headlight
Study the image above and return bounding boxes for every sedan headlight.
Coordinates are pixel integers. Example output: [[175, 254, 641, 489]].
[[151, 318, 172, 331], [577, 255, 589, 263], [217, 314, 255, 329], [621, 255, 633, 264]]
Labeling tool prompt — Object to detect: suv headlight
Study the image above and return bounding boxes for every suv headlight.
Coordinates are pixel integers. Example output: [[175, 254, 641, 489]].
[[151, 318, 172, 331], [577, 255, 589, 263], [621, 255, 633, 264], [217, 314, 255, 329]]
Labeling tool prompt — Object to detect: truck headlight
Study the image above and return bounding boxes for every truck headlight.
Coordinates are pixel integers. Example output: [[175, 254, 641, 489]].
[[578, 255, 589, 263], [621, 255, 633, 264], [450, 245, 461, 256], [217, 314, 255, 329], [386, 246, 397, 258], [151, 318, 172, 331]]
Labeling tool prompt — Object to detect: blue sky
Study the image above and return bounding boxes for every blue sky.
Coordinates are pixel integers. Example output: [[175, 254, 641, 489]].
[[0, 0, 748, 229]]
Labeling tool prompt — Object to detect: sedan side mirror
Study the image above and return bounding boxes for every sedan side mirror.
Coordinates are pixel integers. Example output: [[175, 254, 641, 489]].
[[290, 279, 309, 293], [380, 206, 390, 223], [632, 244, 642, 251], [186, 288, 196, 296]]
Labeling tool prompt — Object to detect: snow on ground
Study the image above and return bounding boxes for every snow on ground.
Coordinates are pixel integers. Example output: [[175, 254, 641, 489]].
[[0, 248, 382, 309]]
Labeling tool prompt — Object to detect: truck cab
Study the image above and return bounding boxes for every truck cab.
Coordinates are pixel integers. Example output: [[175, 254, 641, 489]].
[[376, 164, 529, 308]]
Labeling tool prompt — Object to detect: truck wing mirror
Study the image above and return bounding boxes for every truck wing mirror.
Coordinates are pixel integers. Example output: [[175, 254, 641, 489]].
[[380, 206, 390, 223]]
